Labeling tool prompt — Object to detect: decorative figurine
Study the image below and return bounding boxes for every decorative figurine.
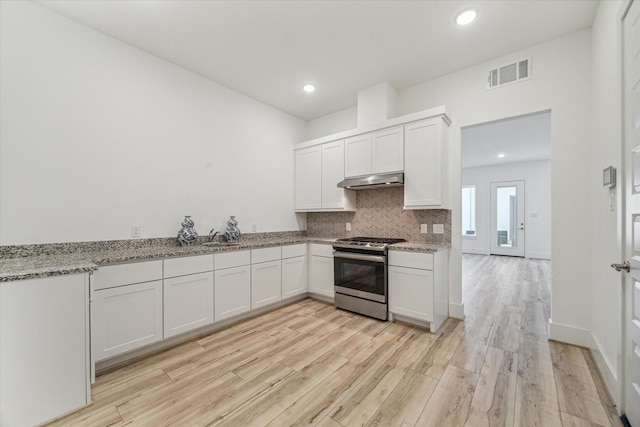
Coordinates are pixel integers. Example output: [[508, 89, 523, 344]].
[[224, 215, 241, 242], [177, 215, 198, 246]]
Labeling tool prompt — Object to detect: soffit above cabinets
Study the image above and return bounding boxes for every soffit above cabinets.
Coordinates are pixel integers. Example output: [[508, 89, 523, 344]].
[[34, 1, 598, 121]]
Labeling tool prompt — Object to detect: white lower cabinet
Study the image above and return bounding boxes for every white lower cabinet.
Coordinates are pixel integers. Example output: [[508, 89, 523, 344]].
[[251, 260, 282, 309], [282, 256, 307, 297], [92, 280, 164, 361], [164, 271, 214, 338], [215, 265, 251, 321], [309, 243, 334, 298], [1, 274, 89, 427], [282, 244, 307, 298], [388, 249, 448, 332], [388, 266, 434, 321]]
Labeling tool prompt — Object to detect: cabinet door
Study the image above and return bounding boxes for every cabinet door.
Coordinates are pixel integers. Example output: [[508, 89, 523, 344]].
[[404, 119, 445, 208], [251, 260, 282, 309], [215, 265, 251, 321], [93, 280, 163, 362], [164, 272, 214, 338], [295, 146, 322, 210], [282, 255, 307, 298], [344, 133, 372, 177], [309, 255, 334, 298], [1, 275, 89, 427], [322, 140, 348, 209], [372, 126, 404, 174], [388, 266, 433, 322]]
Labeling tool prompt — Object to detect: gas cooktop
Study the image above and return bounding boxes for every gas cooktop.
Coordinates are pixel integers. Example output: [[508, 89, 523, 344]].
[[333, 237, 406, 249]]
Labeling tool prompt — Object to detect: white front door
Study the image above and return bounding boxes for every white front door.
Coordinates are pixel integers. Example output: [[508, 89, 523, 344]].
[[490, 181, 525, 257], [623, 1, 640, 424]]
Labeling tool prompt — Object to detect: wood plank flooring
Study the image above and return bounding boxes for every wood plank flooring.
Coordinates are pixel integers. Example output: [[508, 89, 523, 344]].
[[45, 255, 622, 427]]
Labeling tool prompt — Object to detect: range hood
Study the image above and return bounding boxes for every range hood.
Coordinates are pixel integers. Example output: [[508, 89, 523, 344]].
[[337, 173, 404, 190]]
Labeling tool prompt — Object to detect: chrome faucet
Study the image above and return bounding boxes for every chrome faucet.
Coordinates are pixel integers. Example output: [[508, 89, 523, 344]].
[[208, 228, 219, 242]]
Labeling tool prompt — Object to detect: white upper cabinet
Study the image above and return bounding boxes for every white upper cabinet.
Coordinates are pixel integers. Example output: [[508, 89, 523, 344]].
[[403, 117, 449, 209], [294, 146, 322, 210], [295, 106, 449, 211], [372, 127, 404, 174], [321, 141, 351, 209], [345, 126, 404, 178], [344, 133, 372, 177], [295, 140, 355, 212]]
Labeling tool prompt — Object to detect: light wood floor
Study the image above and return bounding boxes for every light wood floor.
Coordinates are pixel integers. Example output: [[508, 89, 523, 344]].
[[46, 255, 622, 427]]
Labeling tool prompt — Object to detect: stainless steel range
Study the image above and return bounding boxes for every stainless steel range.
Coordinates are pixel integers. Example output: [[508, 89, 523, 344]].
[[332, 237, 405, 320]]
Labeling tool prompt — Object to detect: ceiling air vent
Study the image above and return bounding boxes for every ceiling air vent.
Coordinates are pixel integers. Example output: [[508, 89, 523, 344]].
[[487, 57, 531, 89]]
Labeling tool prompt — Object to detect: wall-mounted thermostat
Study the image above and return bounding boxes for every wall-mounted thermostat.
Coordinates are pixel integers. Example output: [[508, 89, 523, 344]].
[[603, 166, 616, 188]]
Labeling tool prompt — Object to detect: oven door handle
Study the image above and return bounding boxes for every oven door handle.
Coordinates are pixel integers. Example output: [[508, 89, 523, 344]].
[[333, 251, 386, 263]]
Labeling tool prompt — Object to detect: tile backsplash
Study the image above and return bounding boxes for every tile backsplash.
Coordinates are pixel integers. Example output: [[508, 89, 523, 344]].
[[307, 187, 451, 243]]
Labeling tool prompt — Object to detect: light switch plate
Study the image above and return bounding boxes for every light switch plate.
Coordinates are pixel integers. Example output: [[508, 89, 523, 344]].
[[420, 224, 428, 234], [346, 222, 351, 231], [433, 224, 444, 234]]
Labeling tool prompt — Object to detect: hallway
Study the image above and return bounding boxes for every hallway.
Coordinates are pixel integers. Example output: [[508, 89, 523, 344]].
[[463, 254, 621, 426]]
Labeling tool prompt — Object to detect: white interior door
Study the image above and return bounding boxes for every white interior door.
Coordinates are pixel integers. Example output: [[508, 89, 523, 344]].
[[623, 1, 640, 424], [490, 181, 525, 257]]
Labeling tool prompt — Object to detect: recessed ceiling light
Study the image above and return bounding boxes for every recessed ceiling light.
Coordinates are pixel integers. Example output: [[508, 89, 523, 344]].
[[456, 9, 477, 26], [497, 153, 505, 158], [303, 84, 316, 93]]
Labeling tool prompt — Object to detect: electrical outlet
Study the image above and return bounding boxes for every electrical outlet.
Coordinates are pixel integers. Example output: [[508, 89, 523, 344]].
[[251, 223, 257, 232], [433, 224, 444, 234], [130, 225, 142, 238], [420, 224, 428, 234], [346, 222, 351, 231]]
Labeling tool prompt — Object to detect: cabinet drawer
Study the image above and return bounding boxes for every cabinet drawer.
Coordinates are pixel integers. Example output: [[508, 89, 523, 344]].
[[388, 251, 433, 270], [164, 254, 214, 278], [251, 247, 281, 264], [215, 250, 250, 270], [282, 243, 306, 259], [93, 260, 163, 290], [310, 243, 334, 257]]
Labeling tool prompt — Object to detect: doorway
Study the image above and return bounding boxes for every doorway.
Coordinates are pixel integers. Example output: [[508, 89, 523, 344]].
[[460, 111, 551, 259], [490, 180, 525, 257]]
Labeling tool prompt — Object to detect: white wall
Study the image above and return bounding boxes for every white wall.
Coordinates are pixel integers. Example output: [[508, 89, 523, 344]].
[[0, 1, 307, 245], [306, 106, 357, 140], [310, 31, 593, 341], [462, 160, 551, 259], [396, 31, 593, 344], [590, 0, 626, 408]]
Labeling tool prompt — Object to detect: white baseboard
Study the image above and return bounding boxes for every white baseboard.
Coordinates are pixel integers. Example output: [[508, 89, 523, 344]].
[[591, 334, 621, 410], [526, 252, 551, 260], [449, 302, 465, 320], [548, 319, 595, 348], [461, 248, 489, 255]]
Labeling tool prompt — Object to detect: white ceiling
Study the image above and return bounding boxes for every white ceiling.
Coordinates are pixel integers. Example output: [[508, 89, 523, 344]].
[[461, 111, 551, 169], [34, 0, 599, 121]]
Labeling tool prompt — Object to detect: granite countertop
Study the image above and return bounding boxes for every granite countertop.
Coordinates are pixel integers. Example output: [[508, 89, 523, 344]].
[[1, 236, 311, 283], [0, 235, 449, 283], [389, 242, 451, 252]]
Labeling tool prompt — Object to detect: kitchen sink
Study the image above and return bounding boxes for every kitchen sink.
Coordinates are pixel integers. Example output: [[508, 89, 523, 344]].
[[201, 241, 240, 247]]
